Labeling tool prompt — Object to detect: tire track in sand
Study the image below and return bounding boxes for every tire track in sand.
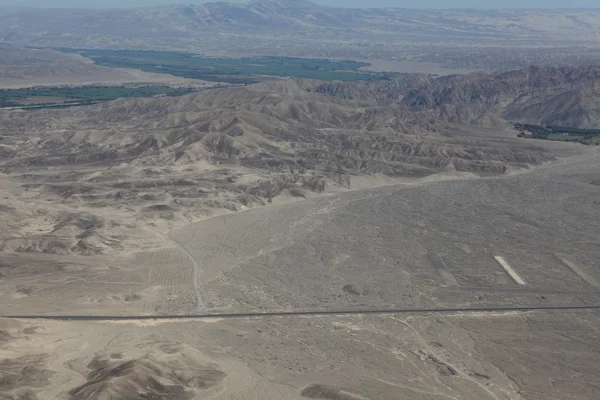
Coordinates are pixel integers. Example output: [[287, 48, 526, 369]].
[[166, 234, 206, 312], [145, 227, 205, 312]]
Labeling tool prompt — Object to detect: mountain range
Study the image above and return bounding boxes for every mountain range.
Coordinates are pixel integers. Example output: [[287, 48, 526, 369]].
[[1, 0, 600, 70], [314, 65, 600, 128], [2, 64, 597, 256]]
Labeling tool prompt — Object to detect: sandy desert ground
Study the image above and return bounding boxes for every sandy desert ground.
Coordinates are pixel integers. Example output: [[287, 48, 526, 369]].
[[1, 67, 599, 400], [1, 1, 599, 396], [1, 140, 598, 399], [0, 45, 216, 89]]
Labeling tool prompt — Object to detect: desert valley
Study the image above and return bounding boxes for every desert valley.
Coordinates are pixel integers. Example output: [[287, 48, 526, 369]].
[[1, 1, 599, 399]]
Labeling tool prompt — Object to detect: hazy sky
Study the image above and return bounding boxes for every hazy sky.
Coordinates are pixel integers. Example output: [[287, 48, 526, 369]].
[[0, 0, 598, 8]]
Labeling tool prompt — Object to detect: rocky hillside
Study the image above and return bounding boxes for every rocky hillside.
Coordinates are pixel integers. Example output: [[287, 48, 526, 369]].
[[0, 79, 553, 176], [313, 66, 600, 128], [0, 77, 561, 256], [2, 64, 596, 258]]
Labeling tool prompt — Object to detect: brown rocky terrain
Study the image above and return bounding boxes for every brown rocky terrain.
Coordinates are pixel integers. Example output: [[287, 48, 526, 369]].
[[0, 74, 572, 258], [1, 3, 600, 399], [313, 65, 600, 128], [0, 138, 598, 400], [1, 53, 600, 400]]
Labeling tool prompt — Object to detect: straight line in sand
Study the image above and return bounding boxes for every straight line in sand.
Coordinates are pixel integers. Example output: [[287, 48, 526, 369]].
[[428, 253, 460, 287], [494, 256, 526, 285], [555, 254, 600, 289], [3, 305, 600, 322]]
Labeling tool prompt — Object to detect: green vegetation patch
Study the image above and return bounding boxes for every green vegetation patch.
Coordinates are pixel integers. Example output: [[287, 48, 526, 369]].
[[45, 48, 394, 84], [0, 85, 196, 109], [515, 123, 600, 145]]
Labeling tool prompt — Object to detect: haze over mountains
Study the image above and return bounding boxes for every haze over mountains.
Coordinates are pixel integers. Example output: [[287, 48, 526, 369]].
[[2, 0, 600, 70]]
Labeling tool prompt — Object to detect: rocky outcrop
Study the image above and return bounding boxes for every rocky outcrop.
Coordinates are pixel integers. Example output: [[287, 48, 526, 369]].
[[313, 66, 600, 128]]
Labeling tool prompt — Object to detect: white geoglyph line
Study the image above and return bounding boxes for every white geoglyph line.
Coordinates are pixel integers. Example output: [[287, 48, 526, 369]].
[[494, 256, 526, 285], [555, 254, 600, 289], [428, 253, 460, 287]]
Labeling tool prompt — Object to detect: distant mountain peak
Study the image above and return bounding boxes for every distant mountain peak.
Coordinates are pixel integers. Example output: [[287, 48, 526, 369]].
[[184, 0, 321, 10], [250, 0, 319, 5], [248, 0, 324, 9]]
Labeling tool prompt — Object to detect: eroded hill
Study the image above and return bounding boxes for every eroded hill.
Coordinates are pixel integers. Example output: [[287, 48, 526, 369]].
[[313, 65, 600, 129], [0, 74, 585, 257]]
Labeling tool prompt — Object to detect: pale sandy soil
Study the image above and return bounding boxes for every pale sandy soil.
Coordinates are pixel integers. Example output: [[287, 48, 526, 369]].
[[1, 147, 599, 399], [0, 77, 598, 399], [0, 46, 219, 89], [358, 59, 483, 76], [0, 68, 217, 89]]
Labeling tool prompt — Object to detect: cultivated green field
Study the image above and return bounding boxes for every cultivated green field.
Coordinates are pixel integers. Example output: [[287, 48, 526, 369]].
[[46, 49, 392, 84], [0, 86, 196, 109], [515, 123, 600, 145]]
